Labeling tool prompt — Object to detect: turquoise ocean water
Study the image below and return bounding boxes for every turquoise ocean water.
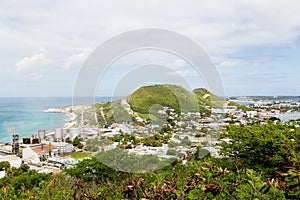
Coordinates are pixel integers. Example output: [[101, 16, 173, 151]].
[[1, 96, 299, 142], [0, 97, 111, 142]]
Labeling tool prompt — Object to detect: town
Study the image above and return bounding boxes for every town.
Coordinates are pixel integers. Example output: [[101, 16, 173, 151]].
[[0, 96, 299, 177]]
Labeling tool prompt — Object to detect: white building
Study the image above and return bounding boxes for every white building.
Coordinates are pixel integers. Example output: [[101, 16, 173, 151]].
[[51, 142, 74, 154], [246, 111, 258, 118], [0, 155, 22, 168], [22, 147, 40, 164]]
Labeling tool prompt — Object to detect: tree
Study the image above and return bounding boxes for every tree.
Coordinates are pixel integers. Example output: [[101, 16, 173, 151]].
[[65, 157, 124, 184], [65, 137, 72, 144], [19, 164, 29, 173], [72, 136, 83, 148], [12, 170, 50, 190], [220, 122, 300, 176], [0, 161, 10, 171]]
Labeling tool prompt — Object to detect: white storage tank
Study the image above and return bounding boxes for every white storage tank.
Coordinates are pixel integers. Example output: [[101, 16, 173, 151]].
[[54, 128, 63, 141]]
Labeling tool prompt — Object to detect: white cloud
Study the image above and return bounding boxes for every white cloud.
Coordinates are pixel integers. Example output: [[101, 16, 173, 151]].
[[1, 0, 300, 95], [63, 49, 91, 70], [16, 48, 51, 72], [217, 58, 248, 68], [168, 69, 198, 78], [2, 0, 300, 58], [166, 59, 198, 77]]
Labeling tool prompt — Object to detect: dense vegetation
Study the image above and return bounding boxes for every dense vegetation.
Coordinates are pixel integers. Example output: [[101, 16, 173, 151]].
[[193, 88, 225, 110], [0, 120, 299, 199], [94, 85, 251, 126], [94, 100, 131, 125], [127, 84, 200, 114], [94, 102, 114, 125], [221, 121, 300, 176], [193, 88, 252, 113]]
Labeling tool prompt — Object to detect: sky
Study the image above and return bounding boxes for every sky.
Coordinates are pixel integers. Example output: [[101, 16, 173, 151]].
[[1, 0, 300, 97]]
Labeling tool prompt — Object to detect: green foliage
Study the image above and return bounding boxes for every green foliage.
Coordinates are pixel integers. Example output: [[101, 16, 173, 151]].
[[93, 84, 249, 125], [193, 88, 226, 110], [120, 158, 285, 199], [142, 137, 163, 147], [0, 161, 10, 171], [220, 121, 300, 176], [127, 84, 200, 114], [220, 121, 300, 198], [0, 167, 51, 199], [36, 173, 74, 199], [94, 102, 115, 125], [11, 170, 50, 190], [65, 137, 72, 144], [6, 164, 30, 176], [1, 110, 299, 199], [94, 100, 133, 126], [0, 147, 298, 199], [69, 151, 93, 160], [72, 136, 83, 149], [95, 149, 175, 173], [65, 157, 123, 184]]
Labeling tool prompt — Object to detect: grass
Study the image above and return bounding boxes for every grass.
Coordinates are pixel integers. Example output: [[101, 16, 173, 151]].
[[138, 113, 158, 120], [94, 84, 250, 123], [127, 84, 200, 114], [69, 151, 93, 160]]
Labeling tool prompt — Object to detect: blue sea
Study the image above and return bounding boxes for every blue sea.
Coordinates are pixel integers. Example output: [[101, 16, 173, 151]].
[[1, 96, 299, 142], [0, 97, 112, 142]]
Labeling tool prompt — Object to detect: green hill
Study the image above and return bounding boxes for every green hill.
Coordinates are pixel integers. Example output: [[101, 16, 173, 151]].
[[193, 88, 226, 112], [127, 84, 199, 114], [93, 84, 251, 125], [193, 88, 253, 112]]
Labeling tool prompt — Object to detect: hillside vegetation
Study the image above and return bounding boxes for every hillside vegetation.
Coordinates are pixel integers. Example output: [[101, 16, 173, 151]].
[[193, 88, 225, 108], [127, 85, 199, 114], [93, 84, 251, 125], [94, 100, 130, 125], [127, 84, 250, 115], [0, 121, 299, 199]]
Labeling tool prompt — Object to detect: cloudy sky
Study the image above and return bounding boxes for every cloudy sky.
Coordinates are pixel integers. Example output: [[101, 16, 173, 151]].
[[1, 0, 300, 97]]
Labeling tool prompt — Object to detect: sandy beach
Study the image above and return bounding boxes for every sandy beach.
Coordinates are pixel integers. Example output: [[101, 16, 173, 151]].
[[44, 106, 77, 130]]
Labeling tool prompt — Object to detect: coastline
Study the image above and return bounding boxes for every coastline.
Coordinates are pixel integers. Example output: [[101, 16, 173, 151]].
[[44, 103, 99, 135], [44, 107, 77, 130]]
